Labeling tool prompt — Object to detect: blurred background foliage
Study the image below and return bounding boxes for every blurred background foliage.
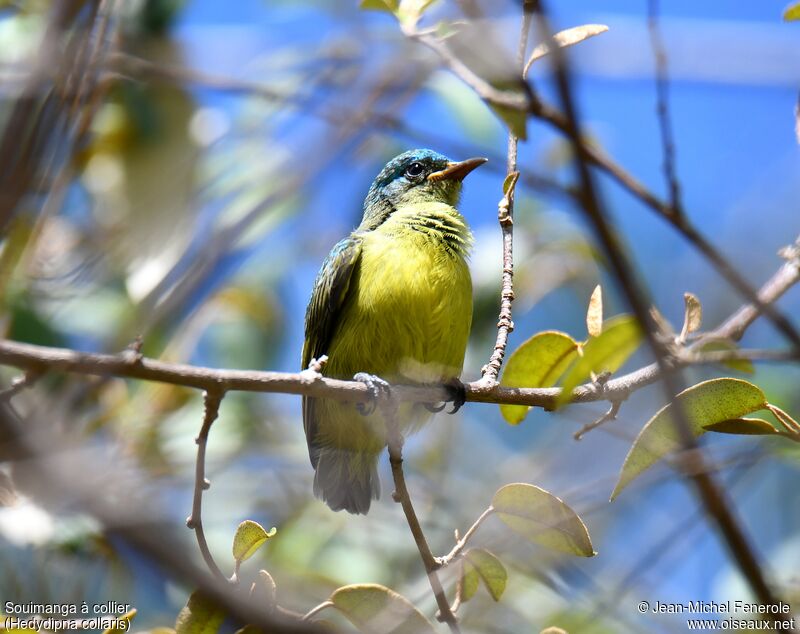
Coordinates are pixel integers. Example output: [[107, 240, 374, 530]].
[[0, 1, 799, 633]]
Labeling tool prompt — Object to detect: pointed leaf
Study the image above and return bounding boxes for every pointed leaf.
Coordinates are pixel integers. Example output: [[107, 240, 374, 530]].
[[557, 315, 643, 406], [460, 561, 480, 603], [783, 1, 800, 20], [489, 103, 528, 140], [696, 338, 754, 374], [500, 331, 579, 424], [681, 292, 702, 339], [330, 584, 437, 634], [464, 549, 507, 601], [175, 592, 225, 634], [703, 418, 778, 435], [612, 378, 769, 499], [232, 520, 276, 563], [492, 483, 595, 557], [526, 24, 609, 68], [586, 285, 603, 337]]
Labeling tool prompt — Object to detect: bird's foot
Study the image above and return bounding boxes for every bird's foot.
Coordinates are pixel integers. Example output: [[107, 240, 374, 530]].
[[353, 372, 392, 416], [423, 377, 467, 415]]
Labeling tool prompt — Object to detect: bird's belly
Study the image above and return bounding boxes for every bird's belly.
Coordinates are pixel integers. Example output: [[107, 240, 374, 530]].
[[325, 230, 473, 384]]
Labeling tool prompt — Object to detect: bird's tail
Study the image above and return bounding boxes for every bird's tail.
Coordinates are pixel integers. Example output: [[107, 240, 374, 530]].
[[313, 448, 380, 515]]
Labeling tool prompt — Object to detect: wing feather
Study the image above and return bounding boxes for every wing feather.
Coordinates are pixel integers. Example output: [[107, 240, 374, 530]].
[[302, 235, 362, 467]]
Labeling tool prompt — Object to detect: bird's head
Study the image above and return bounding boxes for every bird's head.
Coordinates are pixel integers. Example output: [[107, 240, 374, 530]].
[[360, 149, 487, 230]]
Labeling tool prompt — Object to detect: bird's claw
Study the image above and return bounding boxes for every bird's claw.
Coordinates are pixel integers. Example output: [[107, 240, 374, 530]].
[[424, 378, 467, 415], [354, 372, 391, 416]]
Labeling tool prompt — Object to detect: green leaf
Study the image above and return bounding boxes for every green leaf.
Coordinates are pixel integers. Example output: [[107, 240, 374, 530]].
[[500, 331, 579, 424], [464, 549, 507, 601], [232, 520, 276, 563], [696, 338, 754, 374], [489, 103, 527, 140], [102, 609, 137, 634], [681, 292, 702, 339], [611, 378, 769, 499], [783, 1, 800, 20], [175, 592, 225, 634], [526, 24, 609, 67], [703, 418, 778, 435], [502, 171, 519, 197], [586, 285, 603, 337], [459, 562, 480, 602], [491, 483, 595, 557], [557, 315, 643, 407], [330, 584, 437, 634], [359, 0, 398, 13]]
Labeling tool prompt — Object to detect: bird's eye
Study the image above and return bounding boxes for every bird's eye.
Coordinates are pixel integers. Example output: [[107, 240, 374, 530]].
[[405, 162, 425, 178]]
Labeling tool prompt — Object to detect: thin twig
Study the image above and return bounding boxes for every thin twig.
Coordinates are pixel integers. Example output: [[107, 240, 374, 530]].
[[0, 369, 42, 402], [477, 1, 534, 385], [647, 0, 682, 215], [186, 388, 228, 584], [385, 400, 461, 633], [436, 506, 495, 567], [574, 400, 622, 441]]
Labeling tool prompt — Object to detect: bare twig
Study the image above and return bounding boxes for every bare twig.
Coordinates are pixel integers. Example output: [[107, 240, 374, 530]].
[[385, 401, 461, 633], [477, 0, 535, 385], [574, 400, 622, 441], [0, 369, 42, 402], [186, 388, 228, 584], [436, 506, 495, 568], [647, 0, 682, 215]]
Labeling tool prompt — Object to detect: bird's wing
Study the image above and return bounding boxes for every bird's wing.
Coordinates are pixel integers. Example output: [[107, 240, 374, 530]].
[[302, 235, 362, 465]]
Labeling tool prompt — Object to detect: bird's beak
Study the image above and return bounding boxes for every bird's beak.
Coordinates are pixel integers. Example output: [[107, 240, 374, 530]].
[[427, 157, 488, 182]]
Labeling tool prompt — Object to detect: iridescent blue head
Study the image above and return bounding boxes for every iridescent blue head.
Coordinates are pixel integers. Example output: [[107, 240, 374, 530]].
[[359, 149, 487, 231]]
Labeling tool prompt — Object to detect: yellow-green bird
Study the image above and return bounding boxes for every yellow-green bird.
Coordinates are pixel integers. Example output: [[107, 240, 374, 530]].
[[302, 149, 486, 514]]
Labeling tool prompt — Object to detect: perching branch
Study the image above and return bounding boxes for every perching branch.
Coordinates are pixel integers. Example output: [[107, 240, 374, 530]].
[[1, 235, 796, 410]]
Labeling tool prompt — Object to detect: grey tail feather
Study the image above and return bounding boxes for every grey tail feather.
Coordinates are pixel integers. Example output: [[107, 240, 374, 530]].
[[313, 449, 380, 515]]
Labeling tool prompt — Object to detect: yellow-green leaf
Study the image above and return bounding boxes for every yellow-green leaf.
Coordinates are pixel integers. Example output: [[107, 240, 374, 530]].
[[586, 285, 603, 337], [783, 1, 800, 20], [612, 378, 769, 499], [175, 593, 225, 634], [102, 609, 136, 634], [703, 418, 778, 435], [526, 24, 609, 67], [464, 549, 507, 601], [557, 315, 642, 406], [232, 520, 276, 563], [330, 584, 437, 634], [359, 0, 398, 13], [491, 483, 595, 557], [500, 331, 579, 424], [489, 103, 527, 141], [460, 561, 480, 602], [681, 292, 702, 339], [696, 338, 754, 374]]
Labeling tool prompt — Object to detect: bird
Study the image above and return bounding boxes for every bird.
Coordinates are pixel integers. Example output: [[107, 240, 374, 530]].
[[302, 148, 487, 514]]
